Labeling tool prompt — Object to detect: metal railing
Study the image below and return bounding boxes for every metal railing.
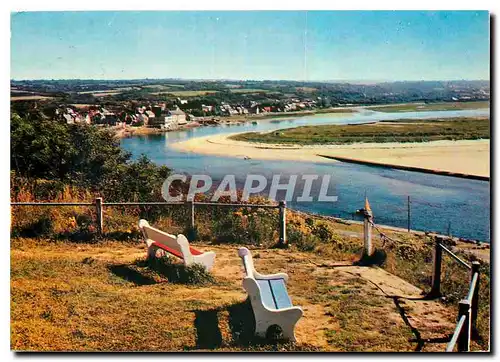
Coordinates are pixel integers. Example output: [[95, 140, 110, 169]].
[[426, 236, 482, 352], [11, 198, 288, 246], [445, 266, 481, 352]]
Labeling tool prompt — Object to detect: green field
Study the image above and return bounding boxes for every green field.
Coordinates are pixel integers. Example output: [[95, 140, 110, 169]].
[[367, 101, 489, 113], [295, 87, 317, 93], [229, 88, 269, 93], [231, 117, 490, 145], [154, 90, 219, 97]]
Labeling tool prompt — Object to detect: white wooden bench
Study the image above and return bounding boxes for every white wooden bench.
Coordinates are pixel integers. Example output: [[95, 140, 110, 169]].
[[238, 247, 303, 341], [138, 219, 216, 271]]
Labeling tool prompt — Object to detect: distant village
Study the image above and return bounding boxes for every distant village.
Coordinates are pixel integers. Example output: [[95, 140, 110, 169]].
[[12, 79, 490, 135], [54, 97, 322, 131]]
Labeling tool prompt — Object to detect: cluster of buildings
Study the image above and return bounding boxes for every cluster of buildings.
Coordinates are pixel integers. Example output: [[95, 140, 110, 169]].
[[57, 103, 190, 130], [208, 98, 319, 116], [57, 107, 92, 124], [133, 104, 188, 130], [56, 96, 322, 130]]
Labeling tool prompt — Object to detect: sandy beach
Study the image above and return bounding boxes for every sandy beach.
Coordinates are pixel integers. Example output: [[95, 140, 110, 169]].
[[170, 133, 490, 178]]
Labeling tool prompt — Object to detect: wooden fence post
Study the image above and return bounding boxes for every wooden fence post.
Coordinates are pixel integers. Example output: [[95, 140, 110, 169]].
[[279, 201, 287, 247], [457, 300, 471, 352], [95, 197, 103, 235], [363, 209, 374, 257], [470, 261, 481, 335], [190, 201, 195, 229], [430, 236, 443, 297]]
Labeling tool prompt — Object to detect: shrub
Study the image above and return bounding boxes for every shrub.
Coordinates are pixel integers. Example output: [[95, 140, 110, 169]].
[[287, 226, 320, 252], [14, 214, 53, 237], [183, 225, 199, 242], [143, 256, 216, 285], [311, 222, 335, 242]]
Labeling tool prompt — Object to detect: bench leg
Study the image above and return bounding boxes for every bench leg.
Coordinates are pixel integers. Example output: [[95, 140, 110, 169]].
[[255, 321, 271, 339], [192, 252, 216, 271], [280, 322, 298, 342], [255, 308, 303, 342], [147, 245, 157, 260], [278, 309, 303, 342]]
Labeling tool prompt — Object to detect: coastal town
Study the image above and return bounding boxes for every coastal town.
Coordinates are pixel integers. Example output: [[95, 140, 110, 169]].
[[11, 78, 490, 137], [43, 97, 323, 131]]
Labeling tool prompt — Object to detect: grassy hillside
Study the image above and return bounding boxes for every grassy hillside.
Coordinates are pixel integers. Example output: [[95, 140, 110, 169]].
[[11, 193, 490, 351], [10, 179, 490, 352], [10, 237, 459, 352]]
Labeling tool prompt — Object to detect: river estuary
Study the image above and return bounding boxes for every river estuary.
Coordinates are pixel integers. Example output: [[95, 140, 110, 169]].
[[121, 108, 490, 242]]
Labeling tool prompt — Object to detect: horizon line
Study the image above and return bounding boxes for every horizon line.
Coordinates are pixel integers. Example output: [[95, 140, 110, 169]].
[[11, 77, 491, 83]]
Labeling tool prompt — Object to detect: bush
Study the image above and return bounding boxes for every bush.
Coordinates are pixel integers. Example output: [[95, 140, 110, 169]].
[[143, 256, 216, 285], [287, 226, 320, 252], [183, 225, 199, 242], [15, 214, 53, 237], [311, 222, 335, 242]]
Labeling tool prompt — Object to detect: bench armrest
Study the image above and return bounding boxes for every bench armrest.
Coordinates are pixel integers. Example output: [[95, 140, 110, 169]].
[[254, 271, 289, 282], [269, 305, 303, 315]]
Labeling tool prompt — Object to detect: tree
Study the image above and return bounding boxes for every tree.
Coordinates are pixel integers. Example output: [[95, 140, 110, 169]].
[[11, 112, 171, 201]]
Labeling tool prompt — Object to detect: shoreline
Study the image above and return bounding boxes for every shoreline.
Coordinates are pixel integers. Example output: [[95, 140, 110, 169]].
[[113, 108, 356, 139], [290, 208, 490, 260], [170, 133, 490, 178], [318, 154, 489, 181]]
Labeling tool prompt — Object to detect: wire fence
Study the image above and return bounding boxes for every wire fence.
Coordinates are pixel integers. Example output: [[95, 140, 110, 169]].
[[11, 196, 488, 351], [10, 198, 287, 247], [365, 213, 484, 353]]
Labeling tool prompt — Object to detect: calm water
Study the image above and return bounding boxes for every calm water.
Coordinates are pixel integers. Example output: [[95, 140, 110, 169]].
[[121, 109, 490, 242]]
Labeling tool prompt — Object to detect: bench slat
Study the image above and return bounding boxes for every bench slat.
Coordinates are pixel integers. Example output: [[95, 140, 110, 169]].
[[152, 242, 183, 259], [151, 242, 203, 259], [189, 247, 203, 256], [256, 279, 278, 310], [256, 278, 292, 310], [269, 279, 293, 309]]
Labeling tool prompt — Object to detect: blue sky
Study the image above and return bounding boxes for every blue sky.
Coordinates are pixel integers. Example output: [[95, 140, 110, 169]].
[[10, 11, 490, 81]]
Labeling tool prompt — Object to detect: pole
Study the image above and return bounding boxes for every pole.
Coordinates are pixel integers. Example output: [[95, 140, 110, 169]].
[[457, 300, 471, 352], [363, 209, 374, 257], [470, 261, 481, 335], [95, 197, 103, 235], [279, 201, 287, 247], [190, 201, 195, 229], [407, 195, 411, 232], [430, 236, 443, 297]]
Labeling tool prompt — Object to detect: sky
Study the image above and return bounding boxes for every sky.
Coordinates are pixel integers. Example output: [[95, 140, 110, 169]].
[[10, 11, 490, 81]]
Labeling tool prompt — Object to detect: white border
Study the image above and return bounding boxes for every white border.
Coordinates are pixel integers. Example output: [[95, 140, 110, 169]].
[[2, 1, 497, 361]]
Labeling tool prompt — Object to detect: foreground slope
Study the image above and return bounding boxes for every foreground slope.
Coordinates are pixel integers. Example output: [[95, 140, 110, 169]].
[[11, 239, 460, 352]]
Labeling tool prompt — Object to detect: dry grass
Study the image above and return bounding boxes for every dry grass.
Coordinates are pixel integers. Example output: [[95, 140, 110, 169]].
[[11, 235, 465, 352], [10, 183, 489, 351]]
